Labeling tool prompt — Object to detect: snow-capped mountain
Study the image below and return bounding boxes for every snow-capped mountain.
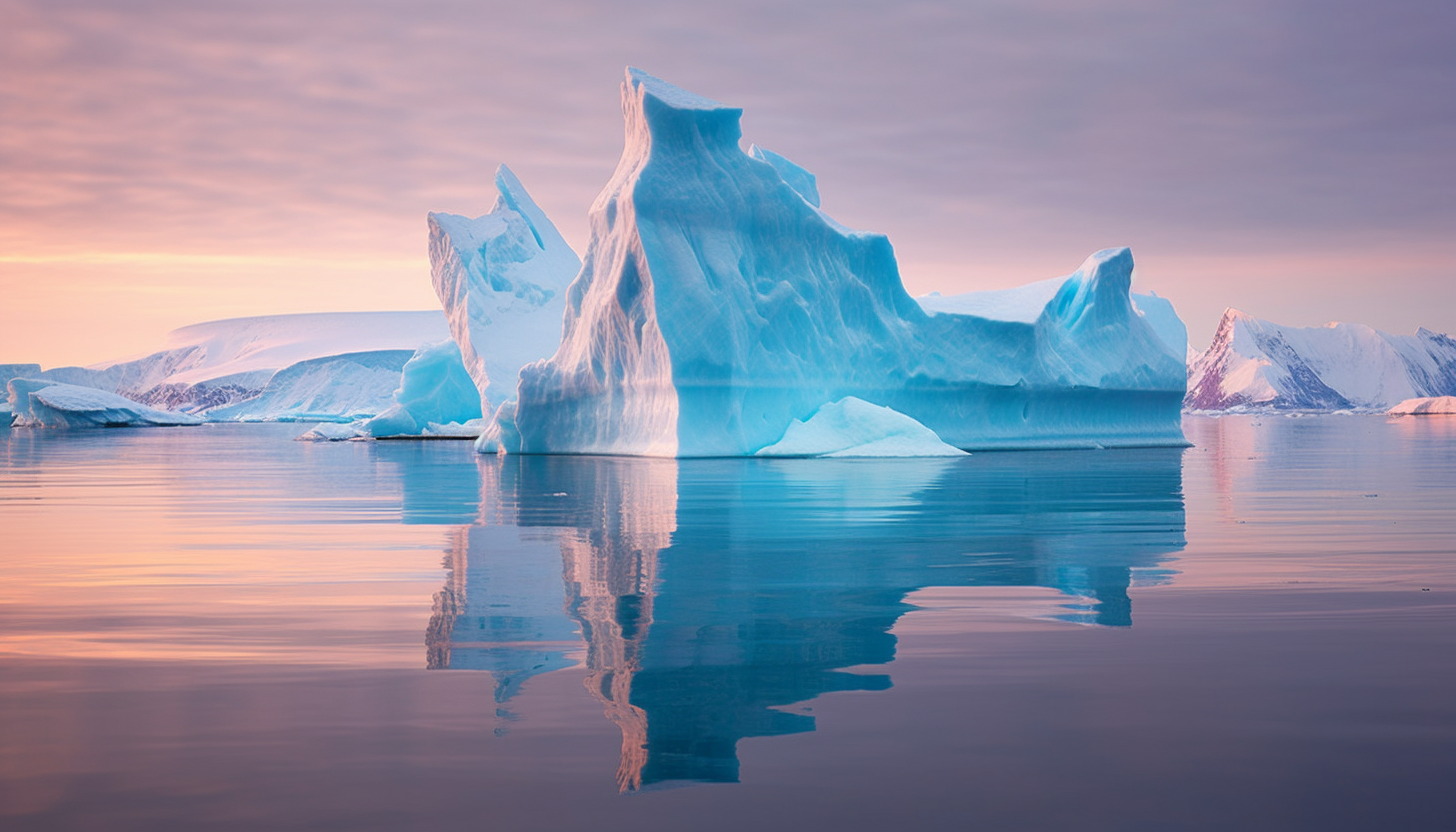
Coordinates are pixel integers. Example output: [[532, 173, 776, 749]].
[[1185, 308, 1456, 411]]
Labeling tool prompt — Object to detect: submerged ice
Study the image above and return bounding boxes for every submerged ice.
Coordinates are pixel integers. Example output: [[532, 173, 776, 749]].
[[509, 69, 1186, 456]]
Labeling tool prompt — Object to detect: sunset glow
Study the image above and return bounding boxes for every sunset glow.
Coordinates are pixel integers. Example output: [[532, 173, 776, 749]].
[[4, 0, 1454, 369]]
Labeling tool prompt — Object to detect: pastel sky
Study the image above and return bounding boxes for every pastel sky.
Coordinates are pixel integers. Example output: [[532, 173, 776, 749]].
[[3, 0, 1453, 367]]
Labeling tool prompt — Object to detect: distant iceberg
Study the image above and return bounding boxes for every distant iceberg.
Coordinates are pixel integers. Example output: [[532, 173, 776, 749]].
[[7, 379, 201, 428], [1186, 309, 1456, 411], [12, 312, 451, 421], [205, 350, 413, 422], [1387, 395, 1456, 415], [509, 69, 1186, 456]]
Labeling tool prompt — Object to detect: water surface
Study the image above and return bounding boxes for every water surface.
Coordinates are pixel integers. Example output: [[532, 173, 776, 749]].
[[1, 416, 1452, 829]]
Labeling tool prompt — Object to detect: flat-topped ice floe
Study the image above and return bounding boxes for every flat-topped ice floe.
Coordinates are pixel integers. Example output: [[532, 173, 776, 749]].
[[508, 69, 1187, 456], [1387, 396, 1456, 415], [8, 379, 202, 428]]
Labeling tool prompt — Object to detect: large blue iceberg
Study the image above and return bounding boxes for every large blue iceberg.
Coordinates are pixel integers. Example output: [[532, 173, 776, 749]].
[[504, 69, 1185, 456]]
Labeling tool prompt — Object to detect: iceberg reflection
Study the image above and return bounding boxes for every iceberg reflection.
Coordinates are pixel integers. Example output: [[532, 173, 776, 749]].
[[427, 450, 1186, 789]]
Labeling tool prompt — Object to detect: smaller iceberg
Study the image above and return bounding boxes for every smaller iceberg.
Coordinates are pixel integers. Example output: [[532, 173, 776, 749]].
[[296, 422, 363, 441], [7, 379, 202, 428], [1387, 396, 1456, 415], [363, 340, 485, 438], [756, 397, 968, 458]]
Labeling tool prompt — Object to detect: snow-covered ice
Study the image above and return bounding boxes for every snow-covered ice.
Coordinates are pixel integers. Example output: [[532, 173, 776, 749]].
[[428, 165, 581, 414], [1387, 395, 1456, 415], [511, 69, 1187, 456], [1186, 309, 1456, 411], [205, 350, 412, 422], [755, 397, 968, 457], [7, 379, 202, 428]]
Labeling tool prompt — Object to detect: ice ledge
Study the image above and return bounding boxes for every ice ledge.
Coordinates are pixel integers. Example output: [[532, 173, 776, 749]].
[[627, 67, 734, 112]]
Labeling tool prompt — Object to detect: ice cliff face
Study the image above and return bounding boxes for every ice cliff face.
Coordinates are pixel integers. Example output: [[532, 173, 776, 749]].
[[1185, 309, 1456, 411], [428, 166, 582, 414], [513, 69, 1186, 456]]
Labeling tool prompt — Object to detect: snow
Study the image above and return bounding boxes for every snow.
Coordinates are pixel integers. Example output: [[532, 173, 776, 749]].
[[1387, 396, 1456, 415], [428, 165, 581, 414], [7, 379, 202, 428], [362, 340, 484, 437], [511, 69, 1187, 457], [1186, 309, 1456, 411], [205, 350, 412, 422], [755, 397, 968, 457]]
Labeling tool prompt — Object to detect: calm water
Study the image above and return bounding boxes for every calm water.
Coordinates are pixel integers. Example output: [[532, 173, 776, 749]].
[[1, 416, 1453, 830]]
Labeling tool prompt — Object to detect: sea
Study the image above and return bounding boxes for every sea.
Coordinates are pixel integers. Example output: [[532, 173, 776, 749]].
[[1, 414, 1453, 830]]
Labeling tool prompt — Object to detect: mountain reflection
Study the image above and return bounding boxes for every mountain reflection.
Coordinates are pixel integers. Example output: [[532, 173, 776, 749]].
[[424, 450, 1186, 789]]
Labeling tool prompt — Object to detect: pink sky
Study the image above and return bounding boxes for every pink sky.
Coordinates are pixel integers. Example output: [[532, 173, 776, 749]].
[[3, 0, 1453, 368]]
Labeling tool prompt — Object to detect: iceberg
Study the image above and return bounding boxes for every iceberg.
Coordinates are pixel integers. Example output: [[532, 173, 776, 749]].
[[14, 312, 451, 419], [428, 165, 582, 414], [205, 350, 413, 422], [362, 340, 485, 437], [1387, 395, 1456, 415], [7, 379, 202, 428], [756, 397, 968, 457], [1186, 309, 1456, 411], [511, 69, 1186, 456], [295, 421, 364, 441]]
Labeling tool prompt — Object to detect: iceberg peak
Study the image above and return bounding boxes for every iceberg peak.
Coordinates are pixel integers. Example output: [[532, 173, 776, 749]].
[[1045, 246, 1135, 333], [626, 67, 733, 112], [492, 164, 558, 253], [427, 166, 581, 414], [620, 68, 744, 164]]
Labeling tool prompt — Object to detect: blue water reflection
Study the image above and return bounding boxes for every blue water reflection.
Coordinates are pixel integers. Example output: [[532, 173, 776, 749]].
[[425, 450, 1186, 789]]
